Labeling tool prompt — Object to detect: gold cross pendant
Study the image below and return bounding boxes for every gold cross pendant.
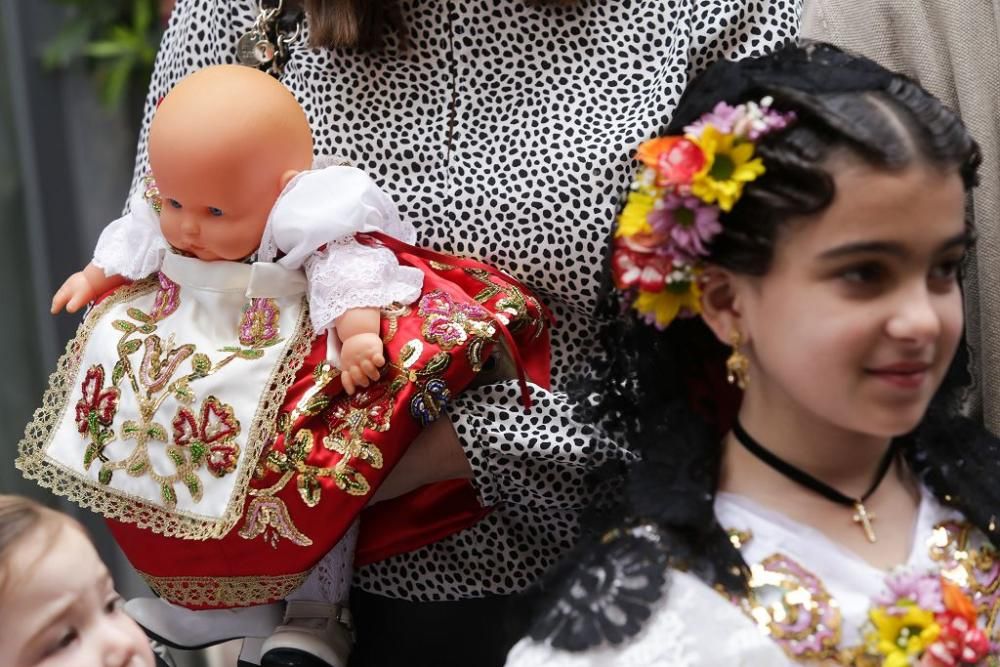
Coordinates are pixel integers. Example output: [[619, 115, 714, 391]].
[[852, 501, 877, 543]]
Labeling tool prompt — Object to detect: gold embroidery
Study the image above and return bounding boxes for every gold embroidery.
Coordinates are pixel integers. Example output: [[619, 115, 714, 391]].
[[138, 570, 309, 608], [16, 277, 314, 541], [928, 520, 1000, 640], [736, 554, 842, 661]]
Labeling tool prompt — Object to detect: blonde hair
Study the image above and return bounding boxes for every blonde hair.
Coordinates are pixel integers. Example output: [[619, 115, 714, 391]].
[[0, 496, 79, 596], [303, 0, 578, 50]]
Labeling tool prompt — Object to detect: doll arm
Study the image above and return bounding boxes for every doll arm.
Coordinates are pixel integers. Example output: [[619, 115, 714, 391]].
[[336, 307, 386, 395], [51, 263, 128, 314], [303, 238, 423, 337]]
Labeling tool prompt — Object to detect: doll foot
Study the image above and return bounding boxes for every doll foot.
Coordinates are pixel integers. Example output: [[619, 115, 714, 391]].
[[260, 601, 353, 667], [125, 597, 283, 649]]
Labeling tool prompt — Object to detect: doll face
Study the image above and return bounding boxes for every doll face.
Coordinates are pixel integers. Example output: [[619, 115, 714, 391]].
[[0, 523, 155, 667], [730, 160, 968, 438], [156, 156, 282, 261]]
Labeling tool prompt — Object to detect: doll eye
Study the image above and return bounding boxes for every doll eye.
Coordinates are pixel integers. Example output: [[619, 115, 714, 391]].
[[167, 198, 182, 209], [208, 207, 224, 217]]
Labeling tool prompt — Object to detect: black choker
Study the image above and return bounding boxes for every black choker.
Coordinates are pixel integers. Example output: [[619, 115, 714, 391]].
[[731, 419, 899, 543]]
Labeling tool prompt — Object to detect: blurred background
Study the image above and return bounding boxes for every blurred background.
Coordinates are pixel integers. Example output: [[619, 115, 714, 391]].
[[0, 1, 237, 663]]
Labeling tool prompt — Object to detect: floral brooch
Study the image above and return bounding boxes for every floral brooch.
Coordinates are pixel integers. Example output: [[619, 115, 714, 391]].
[[611, 98, 794, 329]]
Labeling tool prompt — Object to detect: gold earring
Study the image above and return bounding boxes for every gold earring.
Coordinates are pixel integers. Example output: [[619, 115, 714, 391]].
[[726, 331, 750, 389]]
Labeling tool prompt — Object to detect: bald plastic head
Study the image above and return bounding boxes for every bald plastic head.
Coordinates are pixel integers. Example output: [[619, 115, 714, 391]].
[[148, 65, 313, 194]]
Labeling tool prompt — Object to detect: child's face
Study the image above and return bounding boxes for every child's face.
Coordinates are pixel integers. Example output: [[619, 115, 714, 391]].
[[732, 159, 968, 438], [0, 523, 155, 667], [156, 157, 282, 262]]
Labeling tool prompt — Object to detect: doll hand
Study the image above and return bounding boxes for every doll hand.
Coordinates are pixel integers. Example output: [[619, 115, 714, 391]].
[[51, 272, 98, 314], [339, 332, 386, 395]]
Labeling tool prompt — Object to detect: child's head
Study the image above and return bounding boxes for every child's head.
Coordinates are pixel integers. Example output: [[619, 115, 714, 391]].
[[0, 496, 154, 667], [606, 43, 979, 442], [148, 64, 314, 261]]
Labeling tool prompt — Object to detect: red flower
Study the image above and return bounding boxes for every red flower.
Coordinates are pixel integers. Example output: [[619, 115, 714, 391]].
[[172, 397, 241, 478], [636, 136, 706, 186], [610, 242, 672, 292], [923, 611, 991, 666], [74, 365, 120, 435]]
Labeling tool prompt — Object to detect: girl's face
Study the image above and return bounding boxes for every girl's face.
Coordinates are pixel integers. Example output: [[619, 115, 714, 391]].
[[732, 159, 968, 438], [0, 523, 155, 667]]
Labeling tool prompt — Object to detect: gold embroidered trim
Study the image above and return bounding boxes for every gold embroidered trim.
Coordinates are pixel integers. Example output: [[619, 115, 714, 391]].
[[138, 570, 309, 608], [16, 279, 314, 540]]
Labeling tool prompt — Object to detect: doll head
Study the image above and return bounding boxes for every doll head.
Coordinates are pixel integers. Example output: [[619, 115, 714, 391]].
[[603, 43, 979, 443], [149, 64, 314, 261], [0, 495, 155, 667]]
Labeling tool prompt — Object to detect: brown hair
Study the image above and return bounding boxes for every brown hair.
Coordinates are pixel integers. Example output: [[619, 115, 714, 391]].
[[302, 0, 577, 51], [0, 496, 76, 596]]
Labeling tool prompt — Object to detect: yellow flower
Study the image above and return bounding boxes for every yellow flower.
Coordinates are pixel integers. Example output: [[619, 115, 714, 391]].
[[616, 188, 656, 238], [633, 282, 702, 329], [689, 126, 766, 212], [868, 606, 940, 666]]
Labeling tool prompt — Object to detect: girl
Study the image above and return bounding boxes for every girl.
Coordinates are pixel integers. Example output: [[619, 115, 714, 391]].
[[0, 494, 159, 667], [507, 43, 995, 665]]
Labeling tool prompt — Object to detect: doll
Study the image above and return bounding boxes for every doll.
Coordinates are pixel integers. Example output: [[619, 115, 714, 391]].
[[20, 65, 551, 667]]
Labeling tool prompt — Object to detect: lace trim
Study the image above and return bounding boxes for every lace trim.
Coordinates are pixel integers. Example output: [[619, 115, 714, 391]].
[[304, 238, 423, 332], [138, 570, 310, 608], [16, 279, 315, 540]]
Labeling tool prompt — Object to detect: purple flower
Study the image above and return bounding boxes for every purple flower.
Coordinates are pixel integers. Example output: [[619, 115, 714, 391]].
[[239, 298, 281, 346], [648, 193, 722, 259], [684, 101, 743, 137], [875, 570, 944, 615]]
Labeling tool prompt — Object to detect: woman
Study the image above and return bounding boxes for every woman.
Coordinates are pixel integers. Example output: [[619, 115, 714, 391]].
[[125, 1, 800, 664]]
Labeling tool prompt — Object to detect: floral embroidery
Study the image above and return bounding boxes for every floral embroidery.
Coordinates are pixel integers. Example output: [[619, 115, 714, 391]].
[[148, 272, 179, 321], [139, 335, 195, 393], [171, 397, 242, 478], [239, 298, 281, 347], [239, 494, 312, 548], [76, 365, 121, 472], [929, 521, 1000, 641], [740, 554, 842, 660]]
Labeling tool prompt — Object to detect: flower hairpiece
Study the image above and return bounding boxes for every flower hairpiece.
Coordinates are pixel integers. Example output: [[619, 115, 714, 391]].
[[611, 97, 795, 329]]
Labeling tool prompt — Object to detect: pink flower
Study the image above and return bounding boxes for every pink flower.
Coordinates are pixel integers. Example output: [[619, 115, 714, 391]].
[[239, 298, 280, 347], [876, 571, 945, 614], [648, 193, 722, 259], [922, 613, 991, 666], [149, 272, 180, 321], [684, 101, 743, 137]]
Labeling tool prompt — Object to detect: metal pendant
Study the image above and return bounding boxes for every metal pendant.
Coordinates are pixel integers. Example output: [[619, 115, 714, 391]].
[[237, 30, 275, 66]]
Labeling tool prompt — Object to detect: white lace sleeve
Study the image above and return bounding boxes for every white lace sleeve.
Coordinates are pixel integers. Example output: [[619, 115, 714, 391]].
[[92, 191, 168, 279], [504, 571, 791, 667], [303, 236, 423, 333]]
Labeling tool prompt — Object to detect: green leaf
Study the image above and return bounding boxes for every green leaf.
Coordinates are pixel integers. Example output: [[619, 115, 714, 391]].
[[127, 460, 148, 476], [183, 474, 202, 501], [297, 474, 322, 508], [99, 57, 134, 109], [161, 483, 177, 507], [121, 339, 142, 355], [421, 352, 451, 376], [127, 308, 152, 324], [146, 422, 167, 442], [191, 353, 212, 376], [138, 324, 157, 334], [42, 20, 92, 69], [121, 420, 141, 438], [111, 358, 127, 386], [167, 447, 185, 468], [98, 466, 113, 485], [83, 443, 99, 470], [84, 39, 134, 59], [173, 380, 195, 404], [189, 442, 206, 464], [237, 349, 265, 360], [112, 320, 137, 333], [300, 393, 330, 417]]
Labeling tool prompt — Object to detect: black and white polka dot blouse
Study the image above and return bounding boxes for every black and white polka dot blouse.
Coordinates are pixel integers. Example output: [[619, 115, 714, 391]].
[[130, 0, 800, 601]]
